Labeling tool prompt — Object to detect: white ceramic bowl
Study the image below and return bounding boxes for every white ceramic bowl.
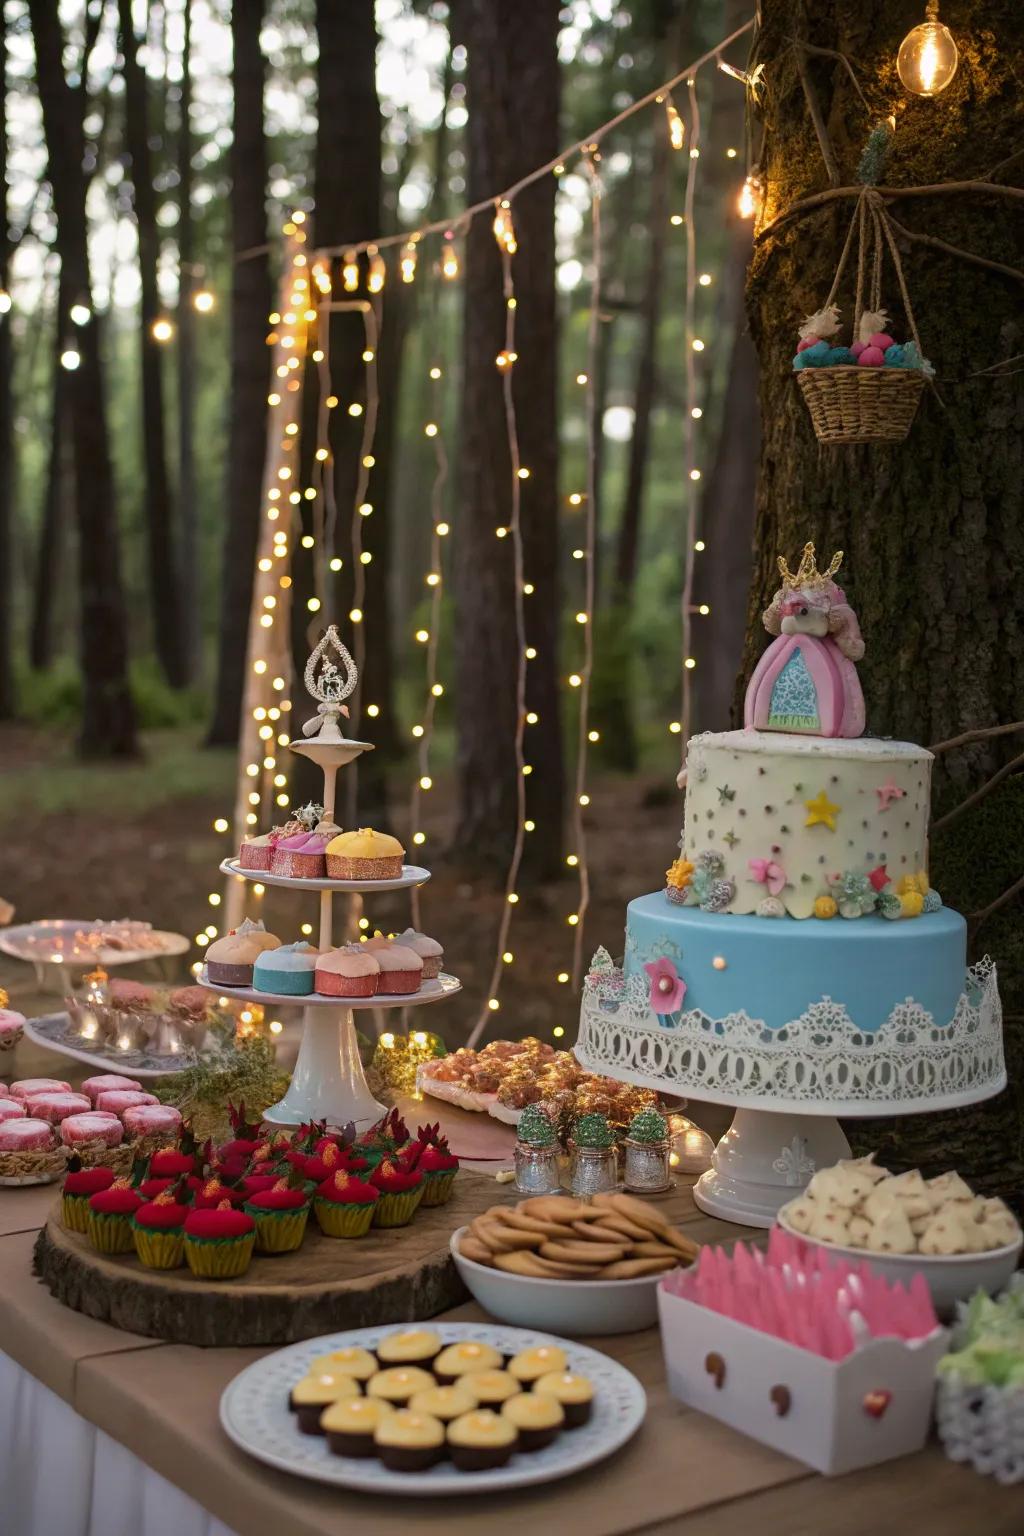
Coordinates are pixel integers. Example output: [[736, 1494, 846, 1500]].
[[776, 1202, 1023, 1317], [450, 1226, 668, 1335]]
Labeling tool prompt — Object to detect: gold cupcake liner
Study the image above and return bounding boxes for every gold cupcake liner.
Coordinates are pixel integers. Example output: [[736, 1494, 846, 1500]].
[[61, 1193, 90, 1233], [313, 1198, 375, 1239], [133, 1226, 185, 1270], [86, 1211, 137, 1255], [251, 1207, 309, 1253], [371, 1186, 424, 1227], [419, 1170, 457, 1208], [184, 1232, 256, 1279]]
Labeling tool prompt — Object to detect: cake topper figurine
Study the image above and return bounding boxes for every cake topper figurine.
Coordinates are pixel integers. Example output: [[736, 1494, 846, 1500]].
[[744, 542, 865, 738], [302, 626, 358, 740]]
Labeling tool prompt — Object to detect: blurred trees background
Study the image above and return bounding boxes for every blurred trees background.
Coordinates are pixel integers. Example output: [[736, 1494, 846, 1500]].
[[0, 0, 757, 800]]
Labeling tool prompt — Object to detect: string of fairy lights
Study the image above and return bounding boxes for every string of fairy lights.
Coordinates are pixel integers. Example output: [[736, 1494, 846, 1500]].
[[204, 19, 759, 1038]]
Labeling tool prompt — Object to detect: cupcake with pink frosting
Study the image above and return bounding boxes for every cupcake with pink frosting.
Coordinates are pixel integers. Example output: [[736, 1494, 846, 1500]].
[[315, 947, 381, 999], [271, 817, 342, 880], [205, 918, 281, 986], [363, 940, 423, 996], [394, 928, 444, 981]]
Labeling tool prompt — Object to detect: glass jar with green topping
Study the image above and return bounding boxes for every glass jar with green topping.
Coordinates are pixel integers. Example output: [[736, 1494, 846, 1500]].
[[623, 1108, 672, 1193], [569, 1113, 618, 1197], [514, 1104, 561, 1194]]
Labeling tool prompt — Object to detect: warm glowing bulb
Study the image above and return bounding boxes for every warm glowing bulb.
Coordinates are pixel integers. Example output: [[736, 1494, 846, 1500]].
[[441, 240, 459, 279], [488, 998, 501, 1011], [342, 250, 359, 291], [669, 720, 682, 734], [367, 252, 386, 292], [60, 348, 81, 371], [666, 100, 685, 150], [193, 288, 215, 313], [897, 9, 958, 97], [151, 317, 174, 343], [400, 241, 419, 284], [738, 173, 763, 220]]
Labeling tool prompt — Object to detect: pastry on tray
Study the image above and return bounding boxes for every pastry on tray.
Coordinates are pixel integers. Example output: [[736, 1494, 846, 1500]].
[[325, 827, 404, 881], [205, 918, 281, 986]]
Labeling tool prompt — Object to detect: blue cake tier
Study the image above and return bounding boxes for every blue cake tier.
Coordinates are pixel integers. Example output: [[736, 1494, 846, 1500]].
[[625, 896, 965, 1034], [575, 895, 1004, 1116]]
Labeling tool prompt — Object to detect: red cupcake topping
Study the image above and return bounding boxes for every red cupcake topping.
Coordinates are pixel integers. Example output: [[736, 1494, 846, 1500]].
[[369, 1158, 423, 1194], [148, 1149, 195, 1178], [418, 1143, 459, 1173], [184, 1206, 255, 1239], [64, 1166, 117, 1197], [135, 1195, 189, 1230], [89, 1181, 143, 1216], [316, 1171, 379, 1206], [239, 1173, 279, 1197], [247, 1186, 309, 1212], [192, 1176, 245, 1209], [138, 1176, 177, 1200]]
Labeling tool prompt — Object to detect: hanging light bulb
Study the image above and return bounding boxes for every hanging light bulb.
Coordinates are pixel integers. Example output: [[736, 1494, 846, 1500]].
[[192, 288, 215, 313], [367, 247, 386, 293], [400, 240, 419, 284], [737, 171, 763, 220], [151, 317, 175, 343], [897, 3, 958, 97], [665, 98, 685, 151], [440, 235, 460, 280], [312, 261, 332, 296], [342, 249, 359, 292], [492, 200, 517, 254]]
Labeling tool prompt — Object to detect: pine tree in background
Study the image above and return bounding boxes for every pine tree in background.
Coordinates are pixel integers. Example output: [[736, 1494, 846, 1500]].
[[29, 0, 137, 757], [207, 0, 271, 748]]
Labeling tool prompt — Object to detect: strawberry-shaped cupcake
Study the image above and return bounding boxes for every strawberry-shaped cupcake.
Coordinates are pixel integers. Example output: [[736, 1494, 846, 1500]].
[[138, 1176, 178, 1201], [369, 1158, 424, 1227], [148, 1146, 196, 1179], [411, 1126, 459, 1207], [61, 1164, 116, 1233], [87, 1178, 144, 1254], [192, 1174, 246, 1210], [133, 1187, 190, 1269], [215, 1100, 265, 1165], [313, 1171, 379, 1239], [237, 1172, 281, 1200], [245, 1177, 310, 1253], [183, 1202, 257, 1278]]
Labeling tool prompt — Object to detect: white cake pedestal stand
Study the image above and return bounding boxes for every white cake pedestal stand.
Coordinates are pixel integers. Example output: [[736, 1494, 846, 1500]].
[[691, 1108, 852, 1228]]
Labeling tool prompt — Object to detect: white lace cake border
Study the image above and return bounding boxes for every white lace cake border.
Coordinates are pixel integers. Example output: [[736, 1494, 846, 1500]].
[[575, 957, 1005, 1118]]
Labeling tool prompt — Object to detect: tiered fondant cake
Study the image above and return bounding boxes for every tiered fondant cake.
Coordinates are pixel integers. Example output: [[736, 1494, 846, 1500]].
[[577, 544, 1004, 1117]]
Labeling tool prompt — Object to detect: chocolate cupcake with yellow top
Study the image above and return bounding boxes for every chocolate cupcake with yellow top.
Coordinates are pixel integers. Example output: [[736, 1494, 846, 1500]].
[[447, 1408, 519, 1472], [366, 1367, 437, 1408], [501, 1391, 565, 1451], [325, 827, 405, 881], [375, 1328, 443, 1370], [322, 1395, 394, 1458], [373, 1409, 445, 1472], [308, 1345, 378, 1384], [433, 1340, 503, 1384], [408, 1384, 479, 1425], [507, 1344, 568, 1385], [289, 1375, 362, 1435], [459, 1369, 520, 1408], [533, 1370, 594, 1428]]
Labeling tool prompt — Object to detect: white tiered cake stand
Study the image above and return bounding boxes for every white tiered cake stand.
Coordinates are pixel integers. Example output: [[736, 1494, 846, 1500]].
[[200, 630, 460, 1130]]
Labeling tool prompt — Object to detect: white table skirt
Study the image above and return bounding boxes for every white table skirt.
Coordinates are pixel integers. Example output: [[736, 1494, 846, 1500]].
[[0, 1348, 238, 1536]]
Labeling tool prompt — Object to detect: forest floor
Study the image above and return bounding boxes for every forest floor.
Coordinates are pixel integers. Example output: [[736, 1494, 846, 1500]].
[[0, 723, 679, 1050]]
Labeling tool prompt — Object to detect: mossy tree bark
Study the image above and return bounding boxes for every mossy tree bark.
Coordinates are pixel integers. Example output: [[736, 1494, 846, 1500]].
[[743, 1, 1024, 1198]]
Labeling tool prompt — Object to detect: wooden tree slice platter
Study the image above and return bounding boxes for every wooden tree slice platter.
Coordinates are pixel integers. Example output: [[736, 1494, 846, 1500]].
[[33, 1172, 519, 1347]]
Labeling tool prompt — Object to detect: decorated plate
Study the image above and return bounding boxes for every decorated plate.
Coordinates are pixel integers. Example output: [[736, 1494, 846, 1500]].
[[220, 858, 432, 894], [219, 1321, 646, 1496], [197, 969, 461, 1011], [0, 919, 189, 969]]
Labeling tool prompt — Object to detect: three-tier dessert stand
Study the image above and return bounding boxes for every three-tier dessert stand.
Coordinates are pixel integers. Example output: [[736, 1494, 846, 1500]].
[[203, 628, 460, 1130]]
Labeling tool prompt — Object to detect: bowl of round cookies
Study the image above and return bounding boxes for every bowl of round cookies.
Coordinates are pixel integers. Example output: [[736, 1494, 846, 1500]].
[[451, 1192, 699, 1335], [777, 1156, 1022, 1316]]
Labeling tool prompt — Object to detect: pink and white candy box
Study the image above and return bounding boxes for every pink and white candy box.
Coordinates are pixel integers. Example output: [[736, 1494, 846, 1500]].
[[657, 1283, 947, 1476]]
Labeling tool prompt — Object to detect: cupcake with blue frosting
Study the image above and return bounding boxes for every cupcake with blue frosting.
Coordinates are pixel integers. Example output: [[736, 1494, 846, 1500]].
[[252, 940, 320, 996]]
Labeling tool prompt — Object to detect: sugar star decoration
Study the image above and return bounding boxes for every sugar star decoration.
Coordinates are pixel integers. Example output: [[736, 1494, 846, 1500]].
[[804, 789, 840, 831], [723, 829, 740, 849], [717, 784, 736, 803], [876, 780, 906, 812]]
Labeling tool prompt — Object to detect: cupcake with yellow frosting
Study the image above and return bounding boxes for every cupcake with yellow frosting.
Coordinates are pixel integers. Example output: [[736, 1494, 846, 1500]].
[[501, 1390, 564, 1451], [373, 1408, 445, 1472], [289, 1374, 362, 1435], [447, 1408, 519, 1471], [325, 828, 405, 881], [533, 1370, 594, 1428], [322, 1395, 393, 1457]]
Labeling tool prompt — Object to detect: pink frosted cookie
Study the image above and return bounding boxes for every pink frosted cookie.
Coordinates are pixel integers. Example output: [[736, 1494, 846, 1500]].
[[24, 1091, 92, 1125], [0, 1118, 55, 1152], [0, 1098, 27, 1123], [82, 1074, 143, 1103], [122, 1103, 182, 1137], [314, 947, 381, 998], [0, 1008, 26, 1048], [108, 978, 154, 1011], [61, 1113, 124, 1149], [95, 1089, 159, 1115], [10, 1077, 71, 1100]]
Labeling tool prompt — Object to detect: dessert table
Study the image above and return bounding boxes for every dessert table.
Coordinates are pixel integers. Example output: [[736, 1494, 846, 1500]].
[[1, 1178, 1022, 1536]]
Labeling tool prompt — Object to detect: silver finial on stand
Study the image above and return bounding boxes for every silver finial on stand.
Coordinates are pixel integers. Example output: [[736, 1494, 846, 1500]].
[[301, 626, 359, 742]]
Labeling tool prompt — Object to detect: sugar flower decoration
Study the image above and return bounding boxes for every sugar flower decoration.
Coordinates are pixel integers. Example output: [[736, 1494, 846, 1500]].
[[748, 857, 786, 897], [665, 858, 694, 891], [644, 956, 686, 1015]]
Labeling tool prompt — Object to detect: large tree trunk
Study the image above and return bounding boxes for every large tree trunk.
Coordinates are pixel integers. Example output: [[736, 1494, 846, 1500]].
[[207, 0, 271, 747], [118, 0, 187, 689], [175, 0, 201, 681], [745, 0, 1024, 1196], [29, 0, 137, 757], [0, 18, 13, 720], [453, 0, 563, 877]]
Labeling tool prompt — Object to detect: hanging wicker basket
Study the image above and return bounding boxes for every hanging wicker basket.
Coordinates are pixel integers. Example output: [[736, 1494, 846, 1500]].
[[796, 365, 925, 445]]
